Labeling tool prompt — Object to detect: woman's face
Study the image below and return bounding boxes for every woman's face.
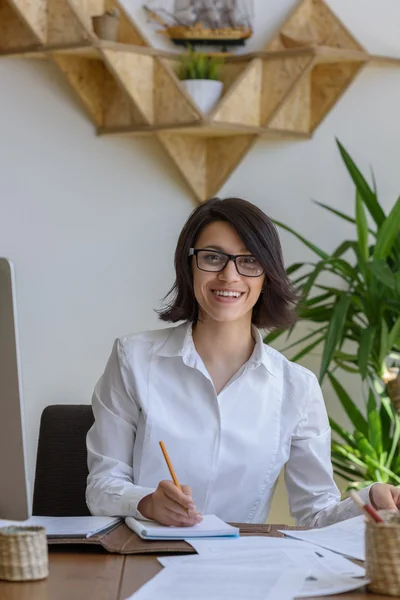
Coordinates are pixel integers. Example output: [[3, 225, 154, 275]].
[[192, 221, 265, 325]]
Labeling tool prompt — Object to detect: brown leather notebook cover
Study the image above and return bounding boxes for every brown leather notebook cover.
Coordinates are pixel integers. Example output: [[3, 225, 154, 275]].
[[48, 522, 289, 554]]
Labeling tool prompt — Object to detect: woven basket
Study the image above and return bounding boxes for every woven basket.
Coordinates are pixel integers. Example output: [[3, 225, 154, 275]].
[[366, 513, 400, 596], [0, 526, 48, 581]]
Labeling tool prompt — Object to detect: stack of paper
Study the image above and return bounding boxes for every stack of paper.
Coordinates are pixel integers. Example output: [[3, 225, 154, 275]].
[[280, 515, 366, 560], [0, 516, 121, 538], [124, 515, 369, 600], [125, 564, 307, 600]]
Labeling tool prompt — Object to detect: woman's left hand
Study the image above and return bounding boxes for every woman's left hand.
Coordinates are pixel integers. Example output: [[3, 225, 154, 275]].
[[370, 483, 400, 511]]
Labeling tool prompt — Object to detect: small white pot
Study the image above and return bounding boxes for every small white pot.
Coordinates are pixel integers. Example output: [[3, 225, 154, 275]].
[[92, 13, 120, 41], [181, 79, 224, 115]]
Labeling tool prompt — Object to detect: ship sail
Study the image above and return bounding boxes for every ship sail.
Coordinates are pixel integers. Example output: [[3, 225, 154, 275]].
[[173, 0, 247, 28], [145, 0, 254, 44]]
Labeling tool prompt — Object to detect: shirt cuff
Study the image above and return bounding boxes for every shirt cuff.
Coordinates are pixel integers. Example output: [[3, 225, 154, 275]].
[[359, 483, 377, 506], [119, 486, 156, 520]]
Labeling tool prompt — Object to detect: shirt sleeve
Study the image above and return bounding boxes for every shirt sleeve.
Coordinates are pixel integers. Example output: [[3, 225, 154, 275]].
[[284, 372, 373, 527], [86, 339, 156, 518]]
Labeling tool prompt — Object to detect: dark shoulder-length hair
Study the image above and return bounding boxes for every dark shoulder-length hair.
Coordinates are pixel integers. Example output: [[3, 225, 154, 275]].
[[158, 197, 298, 329]]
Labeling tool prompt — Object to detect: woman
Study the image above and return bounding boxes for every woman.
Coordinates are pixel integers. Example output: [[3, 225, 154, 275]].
[[86, 197, 400, 527]]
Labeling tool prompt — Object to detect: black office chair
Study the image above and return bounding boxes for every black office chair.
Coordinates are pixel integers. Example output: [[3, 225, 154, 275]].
[[32, 404, 94, 516]]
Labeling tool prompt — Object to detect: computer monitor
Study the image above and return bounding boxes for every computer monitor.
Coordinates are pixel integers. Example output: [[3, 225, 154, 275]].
[[0, 257, 30, 520]]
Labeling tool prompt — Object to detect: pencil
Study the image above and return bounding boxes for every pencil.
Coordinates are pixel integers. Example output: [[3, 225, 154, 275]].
[[159, 440, 183, 492], [350, 490, 385, 523]]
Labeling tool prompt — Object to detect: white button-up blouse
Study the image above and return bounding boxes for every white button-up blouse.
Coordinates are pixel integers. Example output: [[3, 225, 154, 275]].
[[86, 322, 370, 526]]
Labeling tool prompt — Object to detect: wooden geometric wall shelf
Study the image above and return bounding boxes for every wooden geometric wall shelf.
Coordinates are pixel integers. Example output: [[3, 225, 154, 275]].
[[1, 0, 399, 202]]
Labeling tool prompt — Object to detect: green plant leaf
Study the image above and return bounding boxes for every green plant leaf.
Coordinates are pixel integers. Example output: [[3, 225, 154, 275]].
[[290, 335, 325, 362], [336, 139, 386, 227], [367, 389, 383, 456], [331, 460, 365, 480], [273, 220, 329, 260], [319, 295, 352, 381], [365, 454, 400, 484], [356, 190, 369, 261], [386, 414, 400, 470], [373, 196, 400, 260], [303, 292, 334, 307], [379, 318, 390, 374], [388, 315, 400, 350], [329, 417, 356, 445], [332, 444, 368, 469], [357, 328, 375, 378], [286, 262, 305, 275], [282, 326, 327, 352], [328, 373, 369, 437], [354, 431, 378, 461], [264, 329, 285, 345], [312, 201, 357, 226], [379, 393, 394, 453], [368, 261, 396, 290]]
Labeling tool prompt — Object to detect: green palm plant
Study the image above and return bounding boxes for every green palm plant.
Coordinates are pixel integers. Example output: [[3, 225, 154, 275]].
[[266, 139, 400, 414], [329, 374, 400, 490]]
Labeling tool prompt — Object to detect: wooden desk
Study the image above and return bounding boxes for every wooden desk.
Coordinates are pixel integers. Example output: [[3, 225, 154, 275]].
[[0, 546, 389, 600]]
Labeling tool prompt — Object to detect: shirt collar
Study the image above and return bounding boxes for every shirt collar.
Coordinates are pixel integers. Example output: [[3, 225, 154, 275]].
[[157, 322, 276, 377]]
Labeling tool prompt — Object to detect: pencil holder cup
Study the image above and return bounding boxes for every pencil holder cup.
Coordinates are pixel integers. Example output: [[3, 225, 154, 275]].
[[366, 512, 400, 596], [0, 526, 49, 581]]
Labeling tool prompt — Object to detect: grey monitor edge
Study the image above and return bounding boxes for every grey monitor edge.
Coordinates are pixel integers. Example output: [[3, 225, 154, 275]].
[[0, 257, 31, 520]]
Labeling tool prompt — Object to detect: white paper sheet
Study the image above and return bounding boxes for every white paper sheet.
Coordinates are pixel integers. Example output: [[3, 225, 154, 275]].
[[187, 536, 365, 577], [125, 564, 306, 600], [279, 515, 366, 560], [157, 549, 368, 597]]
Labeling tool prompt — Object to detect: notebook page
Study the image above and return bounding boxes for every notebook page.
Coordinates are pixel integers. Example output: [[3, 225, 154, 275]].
[[125, 514, 239, 539]]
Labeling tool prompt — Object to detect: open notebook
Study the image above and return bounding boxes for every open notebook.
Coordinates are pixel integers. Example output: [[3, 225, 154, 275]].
[[125, 514, 239, 540], [0, 516, 121, 539]]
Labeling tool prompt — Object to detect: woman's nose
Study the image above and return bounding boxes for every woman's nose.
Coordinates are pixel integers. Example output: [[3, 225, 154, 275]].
[[218, 259, 240, 281]]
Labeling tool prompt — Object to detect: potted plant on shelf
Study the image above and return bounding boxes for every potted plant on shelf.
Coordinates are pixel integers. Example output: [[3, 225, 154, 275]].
[[178, 47, 224, 115], [92, 6, 120, 41]]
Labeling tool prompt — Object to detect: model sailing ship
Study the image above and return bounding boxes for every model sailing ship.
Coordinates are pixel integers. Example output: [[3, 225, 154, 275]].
[[143, 1, 254, 46]]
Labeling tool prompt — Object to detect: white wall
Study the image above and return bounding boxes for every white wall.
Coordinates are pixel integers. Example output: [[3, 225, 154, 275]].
[[1, 0, 399, 523]]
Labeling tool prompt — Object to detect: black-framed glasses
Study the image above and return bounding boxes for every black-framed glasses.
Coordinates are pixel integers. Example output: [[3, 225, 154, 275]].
[[189, 248, 264, 277]]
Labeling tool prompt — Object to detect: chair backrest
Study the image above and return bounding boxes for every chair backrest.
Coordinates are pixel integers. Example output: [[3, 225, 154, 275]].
[[32, 404, 94, 516]]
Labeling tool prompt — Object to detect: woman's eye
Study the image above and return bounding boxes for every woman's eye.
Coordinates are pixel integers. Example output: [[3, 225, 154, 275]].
[[204, 253, 223, 262], [241, 256, 256, 265]]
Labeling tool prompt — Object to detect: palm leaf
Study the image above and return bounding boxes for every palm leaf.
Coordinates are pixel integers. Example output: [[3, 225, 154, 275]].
[[329, 417, 356, 445], [328, 373, 369, 437], [357, 328, 375, 378], [273, 220, 329, 260], [319, 295, 352, 381], [290, 335, 324, 362], [336, 140, 386, 227], [373, 197, 400, 260], [355, 190, 369, 261], [367, 389, 382, 456], [388, 315, 400, 349]]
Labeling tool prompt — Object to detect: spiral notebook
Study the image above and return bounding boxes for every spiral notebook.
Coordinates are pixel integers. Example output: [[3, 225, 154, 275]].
[[125, 514, 240, 540]]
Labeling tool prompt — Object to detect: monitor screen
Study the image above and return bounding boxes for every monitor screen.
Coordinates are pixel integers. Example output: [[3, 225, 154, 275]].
[[0, 257, 30, 520]]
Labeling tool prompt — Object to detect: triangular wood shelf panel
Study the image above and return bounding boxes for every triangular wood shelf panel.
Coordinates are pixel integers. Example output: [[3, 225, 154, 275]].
[[1, 0, 398, 202]]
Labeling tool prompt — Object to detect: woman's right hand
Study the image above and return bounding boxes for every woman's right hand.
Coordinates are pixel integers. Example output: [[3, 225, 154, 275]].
[[137, 480, 203, 526]]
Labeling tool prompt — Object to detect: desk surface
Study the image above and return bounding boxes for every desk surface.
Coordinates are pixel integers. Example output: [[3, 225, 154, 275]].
[[0, 547, 390, 600]]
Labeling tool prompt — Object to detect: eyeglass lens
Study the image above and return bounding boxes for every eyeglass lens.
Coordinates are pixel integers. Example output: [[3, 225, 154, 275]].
[[196, 250, 263, 277]]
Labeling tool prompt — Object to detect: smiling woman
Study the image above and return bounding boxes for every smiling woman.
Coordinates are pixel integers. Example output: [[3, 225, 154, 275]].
[[86, 197, 400, 528]]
